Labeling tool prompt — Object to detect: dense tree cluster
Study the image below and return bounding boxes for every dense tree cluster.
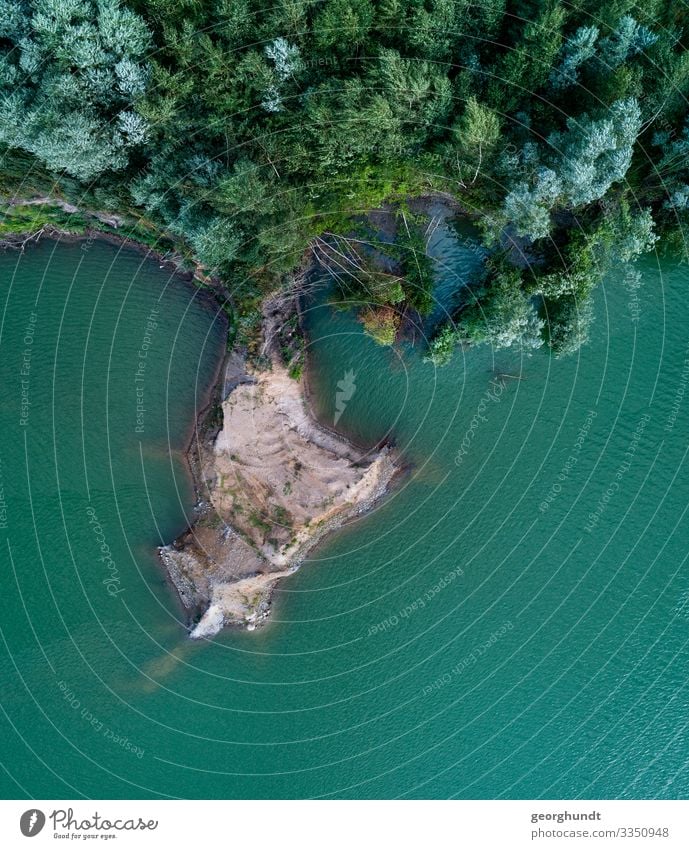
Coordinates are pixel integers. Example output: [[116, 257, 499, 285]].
[[1, 0, 689, 358], [0, 0, 151, 179]]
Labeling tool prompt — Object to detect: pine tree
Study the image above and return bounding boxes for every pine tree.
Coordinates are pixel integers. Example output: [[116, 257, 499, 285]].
[[503, 167, 562, 239], [450, 96, 502, 180], [313, 0, 373, 54], [503, 98, 642, 238], [597, 15, 657, 70], [556, 98, 642, 206], [0, 0, 152, 179], [546, 294, 594, 356], [455, 267, 545, 350], [548, 25, 599, 90], [488, 2, 567, 111]]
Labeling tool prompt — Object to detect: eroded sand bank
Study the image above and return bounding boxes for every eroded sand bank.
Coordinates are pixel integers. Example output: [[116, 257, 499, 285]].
[[160, 297, 399, 638]]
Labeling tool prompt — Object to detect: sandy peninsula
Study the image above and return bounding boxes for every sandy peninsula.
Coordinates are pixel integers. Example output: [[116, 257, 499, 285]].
[[160, 295, 399, 638]]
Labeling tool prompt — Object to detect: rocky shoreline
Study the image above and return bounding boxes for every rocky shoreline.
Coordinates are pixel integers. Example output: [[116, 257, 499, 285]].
[[160, 293, 400, 638]]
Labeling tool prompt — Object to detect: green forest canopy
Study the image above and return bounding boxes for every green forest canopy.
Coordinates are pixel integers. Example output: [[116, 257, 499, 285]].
[[1, 0, 689, 359]]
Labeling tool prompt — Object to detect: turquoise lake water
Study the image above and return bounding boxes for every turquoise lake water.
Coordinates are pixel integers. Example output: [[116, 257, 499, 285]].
[[1, 234, 688, 799]]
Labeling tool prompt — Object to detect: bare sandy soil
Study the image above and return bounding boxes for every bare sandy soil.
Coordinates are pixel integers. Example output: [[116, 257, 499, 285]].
[[160, 297, 399, 638]]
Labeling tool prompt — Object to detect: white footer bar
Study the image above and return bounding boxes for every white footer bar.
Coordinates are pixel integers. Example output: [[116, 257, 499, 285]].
[[1, 800, 687, 848]]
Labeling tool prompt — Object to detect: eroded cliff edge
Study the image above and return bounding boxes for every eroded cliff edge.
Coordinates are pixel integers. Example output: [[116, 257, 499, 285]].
[[160, 295, 399, 638]]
